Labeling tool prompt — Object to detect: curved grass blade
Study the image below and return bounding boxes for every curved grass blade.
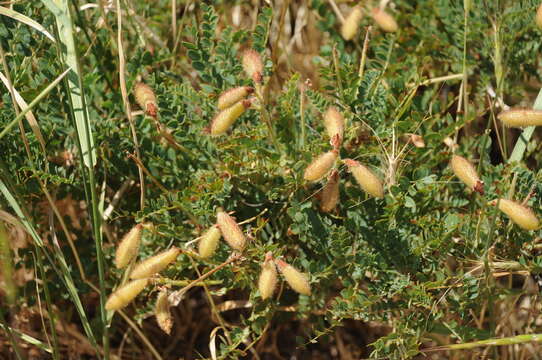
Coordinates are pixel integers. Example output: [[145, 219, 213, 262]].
[[0, 72, 46, 153], [0, 6, 55, 42]]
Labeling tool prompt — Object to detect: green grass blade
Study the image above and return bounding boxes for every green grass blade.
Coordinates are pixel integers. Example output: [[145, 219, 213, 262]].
[[42, 0, 108, 356], [0, 323, 53, 354], [0, 172, 101, 358], [508, 88, 542, 163], [46, 0, 96, 169]]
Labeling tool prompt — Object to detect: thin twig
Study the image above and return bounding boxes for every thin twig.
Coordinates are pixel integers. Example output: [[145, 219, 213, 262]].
[[327, 0, 345, 23], [169, 254, 242, 306]]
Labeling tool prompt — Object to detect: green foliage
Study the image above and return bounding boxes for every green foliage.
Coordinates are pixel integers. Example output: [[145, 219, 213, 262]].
[[2, 0, 542, 359]]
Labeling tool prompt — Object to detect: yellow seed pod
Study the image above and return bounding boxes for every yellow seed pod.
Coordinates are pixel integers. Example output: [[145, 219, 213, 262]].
[[498, 199, 540, 231], [371, 8, 398, 33], [198, 226, 222, 259], [537, 4, 542, 29], [275, 259, 311, 296], [344, 159, 384, 198], [216, 211, 246, 251], [130, 247, 181, 279], [242, 49, 264, 83], [341, 6, 363, 41], [105, 278, 149, 311], [218, 86, 254, 110], [498, 108, 542, 128], [323, 107, 345, 144], [134, 82, 158, 118], [115, 224, 143, 269], [450, 155, 484, 194], [320, 170, 340, 213], [210, 99, 251, 135], [155, 290, 173, 334], [258, 252, 277, 300], [303, 150, 339, 182]]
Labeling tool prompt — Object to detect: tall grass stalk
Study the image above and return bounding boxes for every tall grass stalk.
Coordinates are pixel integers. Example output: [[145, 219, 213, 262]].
[[41, 0, 109, 357], [0, 172, 100, 356]]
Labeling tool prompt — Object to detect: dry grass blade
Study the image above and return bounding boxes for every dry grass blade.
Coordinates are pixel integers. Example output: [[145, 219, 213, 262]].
[[0, 6, 55, 42], [0, 67, 70, 143], [0, 72, 46, 153]]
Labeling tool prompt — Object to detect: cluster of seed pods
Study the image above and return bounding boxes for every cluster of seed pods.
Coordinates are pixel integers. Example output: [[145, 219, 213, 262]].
[[303, 106, 385, 213], [106, 223, 180, 314], [449, 104, 542, 230], [198, 211, 311, 299], [341, 4, 398, 41], [208, 49, 264, 135], [450, 154, 540, 231]]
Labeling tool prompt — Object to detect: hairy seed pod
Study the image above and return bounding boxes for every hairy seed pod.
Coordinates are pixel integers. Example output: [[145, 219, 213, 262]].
[[216, 211, 246, 251], [115, 224, 143, 269], [218, 86, 254, 110], [323, 107, 345, 144], [258, 252, 277, 300], [344, 159, 384, 198], [498, 108, 542, 128], [450, 155, 484, 195], [320, 170, 340, 213], [155, 290, 172, 334], [341, 6, 363, 41], [371, 8, 398, 33], [130, 247, 181, 279], [303, 150, 339, 182], [198, 226, 222, 259], [498, 199, 540, 231], [537, 4, 542, 29], [275, 259, 311, 296], [134, 82, 158, 118], [242, 49, 264, 83], [210, 99, 251, 135], [105, 279, 148, 311]]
